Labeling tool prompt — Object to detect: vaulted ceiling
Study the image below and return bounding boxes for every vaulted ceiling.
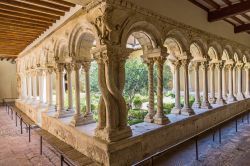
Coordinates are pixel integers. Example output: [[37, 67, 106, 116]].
[[0, 0, 76, 60], [189, 0, 250, 34]]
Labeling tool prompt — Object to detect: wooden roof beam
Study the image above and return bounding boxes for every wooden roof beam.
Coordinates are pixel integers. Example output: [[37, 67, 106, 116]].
[[208, 1, 250, 22], [235, 23, 250, 33], [0, 20, 46, 31], [0, 16, 51, 27], [203, 0, 220, 9], [47, 0, 76, 7]]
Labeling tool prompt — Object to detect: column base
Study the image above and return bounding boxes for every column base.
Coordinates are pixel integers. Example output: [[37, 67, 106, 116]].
[[95, 126, 132, 142], [171, 107, 181, 114], [245, 93, 250, 98], [216, 98, 227, 105], [227, 95, 237, 103], [192, 101, 201, 109], [153, 113, 170, 125], [54, 109, 74, 118], [209, 97, 217, 104], [181, 107, 195, 116], [201, 100, 212, 109], [237, 93, 245, 100], [223, 95, 227, 100], [144, 113, 155, 123], [70, 113, 95, 127]]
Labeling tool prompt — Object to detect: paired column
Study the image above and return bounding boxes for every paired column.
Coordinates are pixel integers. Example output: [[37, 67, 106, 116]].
[[192, 62, 201, 108], [227, 64, 237, 102], [27, 74, 32, 100], [65, 64, 73, 111], [144, 58, 155, 122], [209, 63, 216, 104], [245, 66, 250, 98], [46, 69, 53, 108], [222, 66, 227, 100], [171, 60, 181, 114], [236, 64, 245, 100], [32, 72, 38, 102], [216, 62, 226, 105], [153, 56, 170, 124], [181, 59, 195, 116], [201, 61, 212, 109], [38, 70, 45, 104]]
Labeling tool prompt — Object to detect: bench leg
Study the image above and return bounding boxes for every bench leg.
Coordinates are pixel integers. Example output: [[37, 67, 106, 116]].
[[61, 155, 64, 166], [20, 118, 23, 134], [40, 136, 42, 155], [29, 125, 31, 143]]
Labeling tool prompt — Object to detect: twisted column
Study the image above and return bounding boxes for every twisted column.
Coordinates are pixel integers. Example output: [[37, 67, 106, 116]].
[[65, 64, 73, 111], [153, 56, 170, 124], [245, 66, 250, 98], [236, 64, 245, 100], [192, 62, 201, 108], [201, 61, 212, 109], [216, 62, 226, 105], [171, 60, 182, 114], [144, 58, 155, 122], [227, 64, 237, 102], [181, 59, 195, 116], [209, 63, 216, 104]]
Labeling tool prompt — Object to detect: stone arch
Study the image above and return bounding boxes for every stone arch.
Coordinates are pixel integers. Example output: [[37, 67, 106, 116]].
[[234, 49, 243, 63], [208, 41, 223, 61], [54, 37, 69, 63], [223, 45, 234, 60], [190, 42, 205, 61], [44, 39, 56, 66], [68, 22, 99, 60]]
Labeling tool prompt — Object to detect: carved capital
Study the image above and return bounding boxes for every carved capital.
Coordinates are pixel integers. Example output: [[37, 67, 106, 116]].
[[82, 61, 91, 72], [192, 62, 200, 71], [73, 63, 82, 71], [180, 59, 190, 67], [215, 62, 224, 70], [201, 61, 209, 70], [55, 63, 65, 72], [65, 64, 73, 73]]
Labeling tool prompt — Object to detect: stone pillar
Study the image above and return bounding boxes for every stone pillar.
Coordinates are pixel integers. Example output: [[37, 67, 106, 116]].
[[153, 56, 170, 125], [201, 61, 212, 109], [233, 67, 236, 96], [65, 64, 73, 111], [222, 66, 227, 100], [236, 64, 245, 100], [227, 64, 237, 102], [27, 73, 32, 100], [171, 60, 181, 114], [32, 72, 38, 101], [46, 69, 53, 108], [82, 61, 94, 121], [70, 63, 92, 126], [22, 74, 27, 100], [245, 66, 250, 98], [38, 71, 44, 104], [209, 63, 216, 104], [192, 62, 201, 108], [181, 59, 195, 116], [144, 58, 155, 122], [216, 62, 226, 105], [55, 64, 69, 118]]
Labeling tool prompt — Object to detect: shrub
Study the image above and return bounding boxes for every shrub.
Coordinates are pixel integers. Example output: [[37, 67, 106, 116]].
[[166, 91, 175, 98], [163, 103, 175, 114], [133, 96, 143, 109]]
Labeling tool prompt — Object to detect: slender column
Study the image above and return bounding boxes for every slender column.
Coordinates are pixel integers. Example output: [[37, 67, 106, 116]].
[[216, 62, 226, 105], [192, 62, 201, 108], [245, 66, 250, 98], [82, 61, 94, 123], [70, 63, 89, 126], [222, 66, 227, 100], [65, 64, 73, 111], [22, 74, 27, 100], [38, 71, 44, 104], [55, 64, 70, 118], [233, 67, 236, 96], [201, 61, 212, 109], [227, 64, 237, 102], [153, 56, 170, 124], [209, 63, 216, 104], [171, 60, 181, 114], [32, 72, 38, 102], [144, 58, 155, 122], [46, 69, 53, 108], [181, 59, 195, 116], [236, 64, 245, 100]]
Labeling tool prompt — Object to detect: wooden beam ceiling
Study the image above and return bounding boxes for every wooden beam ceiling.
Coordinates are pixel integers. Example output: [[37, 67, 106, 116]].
[[0, 0, 76, 57]]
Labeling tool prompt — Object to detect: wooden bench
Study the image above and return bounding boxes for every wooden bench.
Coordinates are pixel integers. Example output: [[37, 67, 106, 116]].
[[36, 129, 101, 166]]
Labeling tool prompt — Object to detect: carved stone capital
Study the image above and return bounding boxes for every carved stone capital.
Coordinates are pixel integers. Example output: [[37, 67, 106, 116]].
[[72, 63, 82, 71], [192, 62, 200, 71], [55, 63, 65, 72], [201, 61, 209, 70], [215, 62, 224, 70], [82, 61, 91, 72], [65, 64, 73, 73]]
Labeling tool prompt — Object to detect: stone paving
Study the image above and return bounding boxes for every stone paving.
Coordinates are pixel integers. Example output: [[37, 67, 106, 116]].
[[0, 106, 60, 166], [154, 115, 250, 166]]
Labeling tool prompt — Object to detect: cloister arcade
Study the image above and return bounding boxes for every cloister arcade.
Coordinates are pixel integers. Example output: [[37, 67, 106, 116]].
[[14, 1, 250, 165]]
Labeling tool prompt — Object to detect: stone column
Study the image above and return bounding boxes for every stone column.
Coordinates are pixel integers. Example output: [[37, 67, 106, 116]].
[[233, 67, 236, 96], [82, 61, 94, 122], [27, 73, 32, 100], [46, 69, 53, 108], [38, 71, 45, 104], [181, 59, 195, 115], [22, 74, 27, 100], [65, 64, 73, 111], [222, 66, 227, 100], [171, 60, 181, 114], [236, 64, 245, 100], [55, 64, 69, 118], [70, 63, 87, 126], [216, 62, 226, 105], [192, 62, 201, 108], [201, 61, 212, 109], [32, 72, 38, 102], [227, 64, 237, 102], [144, 58, 155, 122], [245, 66, 250, 98], [153, 56, 170, 125], [209, 63, 216, 104]]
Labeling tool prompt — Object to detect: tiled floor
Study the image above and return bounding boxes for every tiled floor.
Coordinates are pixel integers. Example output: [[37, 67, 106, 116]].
[[153, 115, 250, 166], [0, 106, 60, 166]]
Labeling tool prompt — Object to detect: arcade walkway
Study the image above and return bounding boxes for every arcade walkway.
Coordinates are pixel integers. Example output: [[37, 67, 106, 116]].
[[0, 106, 59, 166], [154, 115, 250, 166]]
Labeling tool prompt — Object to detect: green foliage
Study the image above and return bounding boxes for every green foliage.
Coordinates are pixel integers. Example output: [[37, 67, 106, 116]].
[[128, 109, 147, 125], [133, 95, 143, 109], [189, 96, 195, 106], [163, 103, 175, 114], [166, 91, 175, 98]]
